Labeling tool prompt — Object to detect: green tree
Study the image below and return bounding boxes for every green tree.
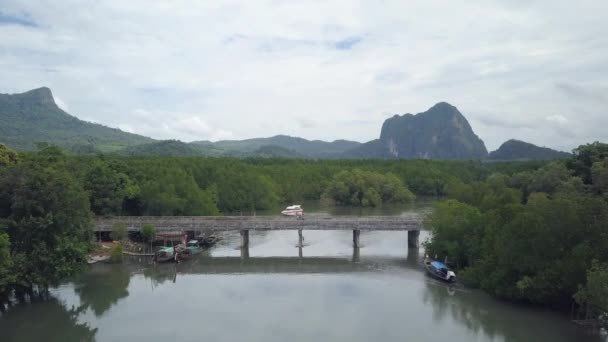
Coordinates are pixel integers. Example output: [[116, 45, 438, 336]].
[[110, 223, 128, 242], [141, 224, 156, 252], [84, 160, 136, 216], [0, 144, 18, 166], [591, 160, 608, 195], [0, 156, 93, 290], [109, 244, 123, 263], [574, 260, 608, 310], [527, 162, 573, 194], [424, 200, 483, 268], [139, 167, 219, 215], [323, 169, 414, 207], [568, 141, 608, 184], [0, 232, 13, 296]]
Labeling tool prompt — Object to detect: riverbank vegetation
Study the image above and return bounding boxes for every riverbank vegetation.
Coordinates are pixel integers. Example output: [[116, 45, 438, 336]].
[[0, 141, 587, 305], [425, 142, 608, 313]]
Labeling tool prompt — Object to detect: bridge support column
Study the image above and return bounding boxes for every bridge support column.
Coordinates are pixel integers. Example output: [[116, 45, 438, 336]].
[[298, 229, 304, 248], [406, 245, 419, 265], [240, 245, 249, 259], [352, 247, 360, 263], [408, 230, 420, 248], [353, 229, 360, 248], [240, 229, 249, 248]]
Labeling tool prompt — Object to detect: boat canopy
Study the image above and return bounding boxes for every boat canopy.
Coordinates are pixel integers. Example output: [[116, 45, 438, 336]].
[[158, 247, 174, 253], [431, 261, 448, 270], [187, 240, 199, 244]]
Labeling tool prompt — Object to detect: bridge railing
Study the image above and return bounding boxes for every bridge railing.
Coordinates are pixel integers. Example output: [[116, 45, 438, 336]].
[[94, 214, 425, 232]]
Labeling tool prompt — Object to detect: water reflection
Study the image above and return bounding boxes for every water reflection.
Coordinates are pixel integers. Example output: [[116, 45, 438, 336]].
[[73, 264, 130, 316], [0, 292, 97, 342], [423, 281, 606, 342], [143, 264, 178, 287]]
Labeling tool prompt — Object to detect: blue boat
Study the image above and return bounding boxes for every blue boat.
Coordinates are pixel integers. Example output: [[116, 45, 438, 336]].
[[424, 259, 456, 283]]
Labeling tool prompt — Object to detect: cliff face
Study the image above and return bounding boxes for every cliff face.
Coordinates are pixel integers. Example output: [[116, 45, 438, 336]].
[[344, 102, 488, 160]]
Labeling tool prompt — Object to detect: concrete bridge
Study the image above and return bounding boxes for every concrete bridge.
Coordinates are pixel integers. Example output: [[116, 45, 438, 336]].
[[95, 214, 425, 248]]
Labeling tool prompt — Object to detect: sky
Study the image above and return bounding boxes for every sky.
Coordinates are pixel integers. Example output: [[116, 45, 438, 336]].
[[0, 0, 607, 151]]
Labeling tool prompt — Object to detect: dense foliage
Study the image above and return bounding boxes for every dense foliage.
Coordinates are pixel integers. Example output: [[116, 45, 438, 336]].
[[323, 169, 414, 206], [425, 142, 608, 309], [52, 155, 543, 215], [0, 146, 93, 298]]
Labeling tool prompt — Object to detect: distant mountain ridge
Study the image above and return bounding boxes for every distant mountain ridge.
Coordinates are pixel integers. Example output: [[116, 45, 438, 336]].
[[488, 139, 570, 161], [190, 135, 361, 158], [0, 87, 571, 160], [0, 87, 152, 151]]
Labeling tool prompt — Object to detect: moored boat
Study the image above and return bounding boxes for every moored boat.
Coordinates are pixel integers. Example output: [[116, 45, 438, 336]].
[[178, 240, 203, 260], [154, 247, 176, 263], [424, 259, 456, 283], [281, 204, 303, 217], [203, 235, 218, 246]]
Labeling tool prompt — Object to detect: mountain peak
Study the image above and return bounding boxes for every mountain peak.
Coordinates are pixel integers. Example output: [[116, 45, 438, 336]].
[[15, 87, 57, 107], [430, 101, 456, 110], [358, 102, 488, 160]]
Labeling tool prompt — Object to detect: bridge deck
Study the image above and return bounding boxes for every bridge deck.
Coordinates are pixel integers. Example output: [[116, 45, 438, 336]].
[[95, 215, 424, 232]]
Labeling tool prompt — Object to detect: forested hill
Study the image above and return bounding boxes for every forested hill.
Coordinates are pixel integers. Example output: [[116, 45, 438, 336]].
[[190, 135, 361, 158], [116, 140, 202, 156], [0, 87, 152, 152], [342, 102, 488, 160], [488, 139, 571, 161]]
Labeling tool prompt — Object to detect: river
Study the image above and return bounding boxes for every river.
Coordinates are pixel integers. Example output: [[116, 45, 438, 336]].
[[0, 201, 605, 342]]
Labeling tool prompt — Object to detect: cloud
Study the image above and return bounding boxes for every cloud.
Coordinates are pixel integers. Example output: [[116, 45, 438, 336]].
[[119, 109, 233, 142], [0, 0, 606, 151], [545, 115, 568, 125], [297, 117, 317, 129], [53, 96, 69, 111]]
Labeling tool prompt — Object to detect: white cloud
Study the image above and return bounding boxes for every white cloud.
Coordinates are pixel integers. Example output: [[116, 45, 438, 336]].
[[119, 109, 233, 142], [545, 115, 568, 125], [53, 96, 69, 111], [0, 0, 607, 150]]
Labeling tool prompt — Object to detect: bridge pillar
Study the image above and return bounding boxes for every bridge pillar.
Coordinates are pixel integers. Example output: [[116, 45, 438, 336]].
[[240, 245, 249, 259], [352, 246, 360, 263], [406, 245, 419, 265], [298, 229, 304, 248], [240, 229, 249, 248], [408, 230, 420, 248], [353, 229, 360, 248]]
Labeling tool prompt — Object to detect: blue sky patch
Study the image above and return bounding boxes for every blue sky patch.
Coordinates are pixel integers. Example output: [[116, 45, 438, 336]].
[[334, 36, 362, 50], [0, 12, 37, 27]]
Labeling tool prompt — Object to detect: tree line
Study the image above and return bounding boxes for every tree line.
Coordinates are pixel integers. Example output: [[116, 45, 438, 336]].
[[425, 142, 608, 313]]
